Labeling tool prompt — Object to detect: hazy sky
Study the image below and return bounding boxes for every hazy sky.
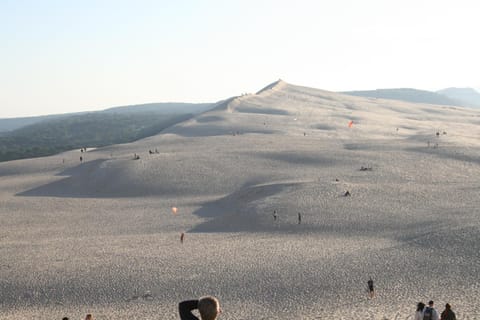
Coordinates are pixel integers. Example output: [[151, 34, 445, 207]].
[[1, 0, 479, 118]]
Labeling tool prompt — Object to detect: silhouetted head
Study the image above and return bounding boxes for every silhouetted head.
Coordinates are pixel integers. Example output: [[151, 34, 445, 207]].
[[428, 300, 434, 307], [417, 302, 425, 312], [198, 296, 221, 320], [445, 303, 451, 310], [85, 314, 93, 320]]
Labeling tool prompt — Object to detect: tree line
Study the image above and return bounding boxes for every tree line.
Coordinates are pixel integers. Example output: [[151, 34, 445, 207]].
[[0, 112, 193, 162]]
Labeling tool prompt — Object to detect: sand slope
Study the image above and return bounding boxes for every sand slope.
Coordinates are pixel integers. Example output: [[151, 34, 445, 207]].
[[1, 80, 479, 319]]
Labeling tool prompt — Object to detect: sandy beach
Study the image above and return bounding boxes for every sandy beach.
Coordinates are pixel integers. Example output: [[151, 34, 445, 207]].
[[1, 81, 479, 319]]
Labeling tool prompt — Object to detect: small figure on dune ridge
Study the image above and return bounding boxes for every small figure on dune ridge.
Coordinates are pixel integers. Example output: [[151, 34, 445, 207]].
[[344, 190, 351, 197], [180, 232, 185, 244]]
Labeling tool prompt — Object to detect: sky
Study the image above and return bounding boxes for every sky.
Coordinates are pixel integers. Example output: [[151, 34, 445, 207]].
[[1, 0, 479, 118]]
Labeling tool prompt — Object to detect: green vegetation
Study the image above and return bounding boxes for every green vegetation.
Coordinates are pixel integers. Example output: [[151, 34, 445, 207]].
[[0, 112, 193, 162]]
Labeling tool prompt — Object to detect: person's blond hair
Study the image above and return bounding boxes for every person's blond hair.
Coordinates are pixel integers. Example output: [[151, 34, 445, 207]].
[[198, 296, 220, 320]]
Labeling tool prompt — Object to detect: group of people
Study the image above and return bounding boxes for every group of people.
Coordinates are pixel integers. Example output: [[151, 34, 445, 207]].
[[58, 297, 456, 320], [415, 300, 456, 320], [272, 210, 302, 224], [179, 296, 457, 320], [367, 279, 455, 320], [62, 314, 93, 320]]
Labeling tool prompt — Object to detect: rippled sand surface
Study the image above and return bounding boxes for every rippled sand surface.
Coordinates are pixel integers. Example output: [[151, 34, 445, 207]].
[[1, 81, 479, 319]]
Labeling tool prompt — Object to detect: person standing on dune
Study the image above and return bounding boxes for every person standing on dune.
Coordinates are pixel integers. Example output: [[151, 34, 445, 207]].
[[414, 302, 425, 320], [440, 303, 456, 320], [424, 300, 440, 320], [367, 278, 375, 299]]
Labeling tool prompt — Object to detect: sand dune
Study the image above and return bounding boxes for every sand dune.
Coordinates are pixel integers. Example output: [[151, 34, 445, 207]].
[[1, 80, 480, 319]]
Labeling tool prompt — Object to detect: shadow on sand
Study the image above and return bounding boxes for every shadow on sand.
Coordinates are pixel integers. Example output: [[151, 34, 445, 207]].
[[16, 159, 182, 198], [190, 181, 303, 232]]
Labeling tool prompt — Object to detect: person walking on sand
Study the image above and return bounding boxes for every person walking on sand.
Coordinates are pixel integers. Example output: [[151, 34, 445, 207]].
[[440, 303, 456, 320], [179, 296, 221, 320], [367, 277, 375, 299], [180, 232, 185, 244], [273, 210, 277, 221], [298, 212, 301, 224], [424, 300, 440, 320], [414, 302, 425, 320]]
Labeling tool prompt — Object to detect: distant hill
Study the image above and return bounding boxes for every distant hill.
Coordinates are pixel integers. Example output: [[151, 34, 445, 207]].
[[0, 102, 214, 162], [103, 102, 213, 114], [437, 87, 480, 108], [341, 88, 460, 106], [0, 114, 81, 133], [0, 102, 213, 133]]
